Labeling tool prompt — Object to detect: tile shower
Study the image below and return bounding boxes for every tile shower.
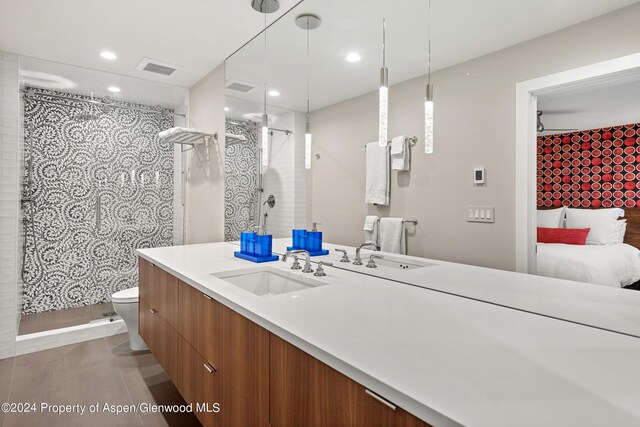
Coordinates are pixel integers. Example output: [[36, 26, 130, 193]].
[[20, 88, 176, 330], [224, 119, 259, 241]]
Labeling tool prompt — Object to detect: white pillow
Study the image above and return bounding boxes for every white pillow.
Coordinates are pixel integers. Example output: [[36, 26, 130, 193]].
[[565, 208, 620, 245], [608, 220, 627, 244], [537, 208, 565, 228]]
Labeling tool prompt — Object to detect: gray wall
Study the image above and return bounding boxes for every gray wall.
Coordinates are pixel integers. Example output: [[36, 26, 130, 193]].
[[310, 3, 640, 271]]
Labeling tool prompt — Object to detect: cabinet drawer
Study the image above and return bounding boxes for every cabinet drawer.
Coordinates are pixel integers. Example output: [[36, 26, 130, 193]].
[[178, 280, 222, 369], [177, 335, 222, 427], [269, 334, 432, 427], [139, 257, 178, 327], [139, 301, 177, 384]]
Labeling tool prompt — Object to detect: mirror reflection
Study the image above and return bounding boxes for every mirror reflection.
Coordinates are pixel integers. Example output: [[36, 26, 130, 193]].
[[225, 0, 640, 338]]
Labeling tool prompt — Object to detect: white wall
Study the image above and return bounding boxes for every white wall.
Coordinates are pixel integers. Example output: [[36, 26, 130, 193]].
[[310, 3, 640, 271], [0, 51, 19, 359], [186, 64, 226, 244], [261, 110, 307, 237]]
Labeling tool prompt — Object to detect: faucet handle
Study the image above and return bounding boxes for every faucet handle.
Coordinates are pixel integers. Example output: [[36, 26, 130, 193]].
[[290, 255, 302, 270], [314, 261, 333, 276], [366, 254, 383, 269], [334, 249, 350, 263]]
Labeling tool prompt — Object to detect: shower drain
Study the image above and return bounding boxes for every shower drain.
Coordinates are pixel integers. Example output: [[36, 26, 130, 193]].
[[103, 311, 118, 317]]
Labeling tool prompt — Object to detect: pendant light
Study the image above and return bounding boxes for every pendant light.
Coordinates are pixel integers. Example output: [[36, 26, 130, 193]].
[[424, 0, 434, 154], [296, 14, 321, 170], [261, 11, 270, 166], [379, 17, 389, 147]]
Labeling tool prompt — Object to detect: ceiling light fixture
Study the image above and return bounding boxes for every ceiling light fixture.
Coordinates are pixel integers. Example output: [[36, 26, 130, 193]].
[[100, 51, 117, 60], [107, 86, 121, 93], [424, 0, 434, 154], [296, 14, 321, 170], [379, 18, 389, 147], [224, 107, 230, 112], [346, 52, 361, 63], [268, 90, 280, 97]]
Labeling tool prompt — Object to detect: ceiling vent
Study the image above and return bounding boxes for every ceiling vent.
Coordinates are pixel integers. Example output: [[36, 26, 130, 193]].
[[136, 58, 181, 76], [226, 79, 258, 93]]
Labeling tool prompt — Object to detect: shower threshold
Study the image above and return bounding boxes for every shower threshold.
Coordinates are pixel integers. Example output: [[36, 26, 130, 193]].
[[18, 302, 121, 336]]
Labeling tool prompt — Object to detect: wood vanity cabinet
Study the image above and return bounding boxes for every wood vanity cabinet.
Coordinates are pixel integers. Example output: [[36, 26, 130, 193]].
[[139, 259, 431, 427], [176, 278, 269, 427], [269, 334, 432, 427]]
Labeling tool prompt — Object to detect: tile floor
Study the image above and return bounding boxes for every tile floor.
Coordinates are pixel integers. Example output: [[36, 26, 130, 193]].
[[0, 333, 200, 427], [18, 303, 117, 335]]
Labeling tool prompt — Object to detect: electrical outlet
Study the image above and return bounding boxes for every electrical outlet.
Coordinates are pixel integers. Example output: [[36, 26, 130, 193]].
[[467, 206, 495, 223]]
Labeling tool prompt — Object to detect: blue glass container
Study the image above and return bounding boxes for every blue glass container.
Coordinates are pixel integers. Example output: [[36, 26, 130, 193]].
[[306, 231, 323, 252], [240, 232, 256, 254], [291, 229, 308, 250], [254, 234, 273, 257]]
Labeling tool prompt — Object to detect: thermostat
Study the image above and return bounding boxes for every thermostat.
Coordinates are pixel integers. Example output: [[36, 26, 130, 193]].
[[474, 168, 485, 185]]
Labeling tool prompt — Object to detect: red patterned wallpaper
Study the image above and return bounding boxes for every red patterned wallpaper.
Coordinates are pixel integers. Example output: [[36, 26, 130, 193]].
[[537, 122, 640, 208]]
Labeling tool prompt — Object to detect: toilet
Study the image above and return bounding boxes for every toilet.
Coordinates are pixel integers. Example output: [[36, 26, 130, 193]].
[[112, 287, 148, 351]]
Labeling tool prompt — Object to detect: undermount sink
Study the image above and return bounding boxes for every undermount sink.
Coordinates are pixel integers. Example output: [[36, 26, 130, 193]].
[[212, 266, 327, 296]]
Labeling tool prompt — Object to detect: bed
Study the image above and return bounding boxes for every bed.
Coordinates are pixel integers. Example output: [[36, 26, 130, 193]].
[[537, 242, 640, 287], [536, 207, 640, 288]]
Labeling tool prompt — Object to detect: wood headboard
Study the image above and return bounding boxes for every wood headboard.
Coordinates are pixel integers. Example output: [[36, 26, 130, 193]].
[[538, 207, 640, 249]]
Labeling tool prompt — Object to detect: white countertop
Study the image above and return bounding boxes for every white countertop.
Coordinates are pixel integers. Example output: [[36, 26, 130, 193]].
[[138, 242, 640, 427], [267, 239, 640, 338]]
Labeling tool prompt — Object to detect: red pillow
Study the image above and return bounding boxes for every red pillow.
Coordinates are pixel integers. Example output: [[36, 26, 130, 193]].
[[537, 227, 590, 245]]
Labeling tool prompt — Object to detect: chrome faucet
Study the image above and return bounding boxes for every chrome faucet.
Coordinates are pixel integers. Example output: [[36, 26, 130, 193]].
[[366, 254, 384, 268], [353, 243, 377, 265], [314, 261, 333, 277], [283, 250, 313, 273], [334, 249, 350, 263]]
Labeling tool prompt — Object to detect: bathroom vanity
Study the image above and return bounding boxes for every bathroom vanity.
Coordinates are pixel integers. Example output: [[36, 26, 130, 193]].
[[137, 242, 640, 427]]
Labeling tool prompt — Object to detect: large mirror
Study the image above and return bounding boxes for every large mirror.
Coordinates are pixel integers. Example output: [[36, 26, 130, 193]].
[[225, 0, 640, 337]]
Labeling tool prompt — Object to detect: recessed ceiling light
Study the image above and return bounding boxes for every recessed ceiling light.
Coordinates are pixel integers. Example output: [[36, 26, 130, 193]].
[[107, 86, 121, 93], [224, 107, 229, 112], [268, 90, 280, 97], [346, 52, 361, 63], [100, 51, 117, 60]]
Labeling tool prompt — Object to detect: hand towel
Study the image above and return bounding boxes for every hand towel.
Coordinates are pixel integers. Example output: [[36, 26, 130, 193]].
[[365, 142, 389, 205], [364, 215, 379, 246], [379, 217, 406, 254], [391, 136, 410, 171], [363, 215, 378, 231]]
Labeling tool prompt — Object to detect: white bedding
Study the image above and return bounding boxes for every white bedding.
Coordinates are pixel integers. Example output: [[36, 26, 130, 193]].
[[537, 243, 640, 287]]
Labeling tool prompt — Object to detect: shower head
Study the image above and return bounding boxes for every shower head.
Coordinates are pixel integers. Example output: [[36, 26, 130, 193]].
[[251, 0, 279, 13]]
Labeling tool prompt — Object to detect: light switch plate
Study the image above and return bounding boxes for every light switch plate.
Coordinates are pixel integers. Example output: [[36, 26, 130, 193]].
[[467, 206, 495, 223]]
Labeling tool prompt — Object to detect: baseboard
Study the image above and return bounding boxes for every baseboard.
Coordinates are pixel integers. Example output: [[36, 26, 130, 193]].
[[15, 319, 127, 355]]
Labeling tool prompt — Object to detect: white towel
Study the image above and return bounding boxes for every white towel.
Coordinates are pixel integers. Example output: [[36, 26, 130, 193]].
[[365, 142, 389, 205], [363, 215, 378, 231], [391, 136, 410, 171], [364, 215, 379, 246], [379, 217, 405, 254]]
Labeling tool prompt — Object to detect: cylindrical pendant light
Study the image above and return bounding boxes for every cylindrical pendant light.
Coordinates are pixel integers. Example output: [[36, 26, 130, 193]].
[[379, 17, 389, 147], [261, 12, 270, 166], [424, 0, 434, 154], [296, 14, 321, 169]]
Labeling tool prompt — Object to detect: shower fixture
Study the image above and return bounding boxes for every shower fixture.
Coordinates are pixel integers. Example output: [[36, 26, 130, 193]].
[[251, 0, 279, 13]]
